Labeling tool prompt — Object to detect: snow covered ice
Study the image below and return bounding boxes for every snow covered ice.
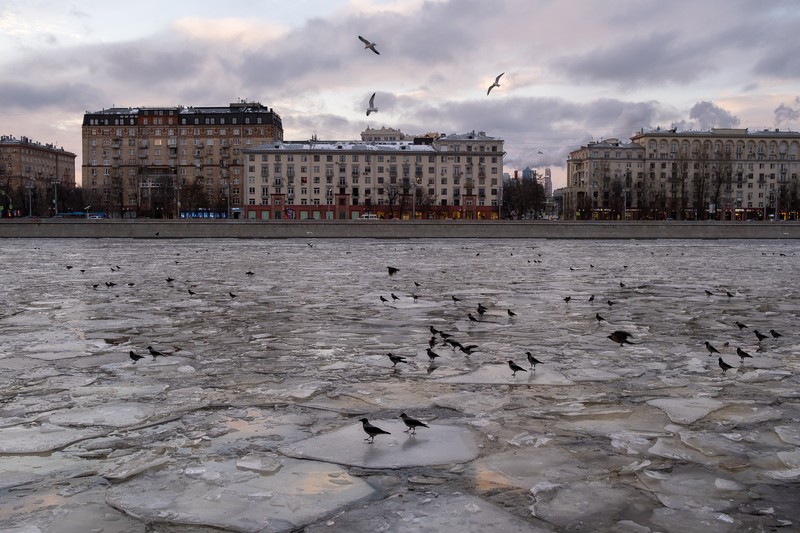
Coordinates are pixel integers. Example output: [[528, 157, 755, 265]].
[[0, 237, 798, 532]]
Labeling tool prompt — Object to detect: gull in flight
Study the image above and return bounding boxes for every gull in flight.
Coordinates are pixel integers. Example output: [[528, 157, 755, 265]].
[[366, 92, 378, 116], [487, 72, 504, 95], [358, 35, 380, 55]]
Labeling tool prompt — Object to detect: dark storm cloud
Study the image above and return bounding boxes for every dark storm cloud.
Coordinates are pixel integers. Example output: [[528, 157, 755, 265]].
[[754, 49, 800, 80], [382, 0, 497, 61], [774, 97, 800, 126], [386, 94, 681, 169], [553, 32, 712, 88], [671, 101, 740, 131], [397, 95, 676, 138], [0, 80, 102, 110], [101, 41, 206, 85], [235, 0, 490, 91], [235, 17, 346, 89], [688, 101, 739, 129]]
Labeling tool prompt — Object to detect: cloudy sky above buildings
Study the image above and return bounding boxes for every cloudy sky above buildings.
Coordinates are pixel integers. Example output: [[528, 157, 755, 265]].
[[1, 0, 799, 188]]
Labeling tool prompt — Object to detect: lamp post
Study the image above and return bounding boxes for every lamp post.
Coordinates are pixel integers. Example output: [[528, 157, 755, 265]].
[[623, 187, 630, 221], [176, 181, 181, 219], [50, 175, 58, 217], [26, 180, 34, 217], [220, 179, 230, 219], [411, 177, 418, 220]]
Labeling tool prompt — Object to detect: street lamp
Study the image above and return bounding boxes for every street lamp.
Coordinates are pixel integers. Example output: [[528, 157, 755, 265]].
[[220, 179, 230, 219], [623, 187, 630, 221], [50, 175, 58, 217], [26, 180, 34, 217]]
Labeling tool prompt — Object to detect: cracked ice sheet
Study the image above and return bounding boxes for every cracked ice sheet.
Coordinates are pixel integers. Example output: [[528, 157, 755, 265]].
[[304, 492, 549, 533], [438, 363, 574, 385], [279, 420, 479, 468], [775, 425, 800, 446], [470, 447, 631, 492], [0, 423, 106, 453], [636, 465, 749, 512], [646, 397, 725, 424], [105, 457, 374, 533], [45, 402, 159, 428], [531, 479, 656, 531]]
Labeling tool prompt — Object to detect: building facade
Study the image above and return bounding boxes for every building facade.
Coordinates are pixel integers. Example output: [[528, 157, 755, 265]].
[[564, 128, 800, 221], [242, 130, 504, 220], [0, 135, 76, 216], [81, 101, 283, 218]]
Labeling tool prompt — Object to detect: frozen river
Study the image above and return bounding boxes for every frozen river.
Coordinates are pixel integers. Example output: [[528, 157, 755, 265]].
[[0, 238, 798, 533]]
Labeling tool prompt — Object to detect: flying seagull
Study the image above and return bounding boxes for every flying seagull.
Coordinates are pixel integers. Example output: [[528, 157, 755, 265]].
[[358, 35, 380, 55], [366, 93, 378, 116], [487, 72, 504, 95]]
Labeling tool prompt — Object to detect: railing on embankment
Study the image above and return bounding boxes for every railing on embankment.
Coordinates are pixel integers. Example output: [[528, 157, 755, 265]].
[[0, 220, 798, 239]]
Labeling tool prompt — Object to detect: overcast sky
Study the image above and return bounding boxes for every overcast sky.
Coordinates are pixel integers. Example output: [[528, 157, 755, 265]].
[[2, 0, 799, 188]]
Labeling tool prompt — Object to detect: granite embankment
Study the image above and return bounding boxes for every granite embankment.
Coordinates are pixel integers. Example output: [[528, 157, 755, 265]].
[[0, 219, 798, 239]]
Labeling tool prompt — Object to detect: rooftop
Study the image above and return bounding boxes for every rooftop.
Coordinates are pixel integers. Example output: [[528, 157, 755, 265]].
[[632, 127, 800, 139], [247, 140, 435, 153], [0, 135, 75, 154]]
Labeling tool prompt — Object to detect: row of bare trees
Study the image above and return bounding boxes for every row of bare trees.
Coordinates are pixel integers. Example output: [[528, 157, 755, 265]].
[[501, 175, 546, 219], [578, 147, 800, 220]]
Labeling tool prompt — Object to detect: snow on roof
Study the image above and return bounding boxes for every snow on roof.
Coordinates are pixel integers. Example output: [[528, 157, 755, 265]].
[[247, 140, 435, 153]]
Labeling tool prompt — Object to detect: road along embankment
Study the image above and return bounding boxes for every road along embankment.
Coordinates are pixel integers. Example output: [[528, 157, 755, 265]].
[[0, 220, 798, 239]]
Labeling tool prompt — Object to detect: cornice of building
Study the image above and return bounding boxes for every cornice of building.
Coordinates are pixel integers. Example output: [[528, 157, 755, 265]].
[[0, 135, 76, 156], [631, 127, 800, 140]]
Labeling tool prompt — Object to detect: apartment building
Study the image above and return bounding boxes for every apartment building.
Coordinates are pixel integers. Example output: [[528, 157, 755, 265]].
[[82, 101, 283, 218], [242, 130, 504, 220], [0, 135, 76, 216], [564, 128, 800, 220]]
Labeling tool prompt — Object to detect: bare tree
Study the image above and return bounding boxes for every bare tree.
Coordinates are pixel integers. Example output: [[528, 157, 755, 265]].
[[502, 175, 545, 219], [386, 185, 400, 219]]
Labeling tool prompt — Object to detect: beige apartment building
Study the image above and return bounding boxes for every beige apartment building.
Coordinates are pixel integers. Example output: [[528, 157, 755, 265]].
[[563, 127, 800, 221], [81, 101, 283, 218], [0, 135, 76, 217], [242, 129, 504, 220]]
